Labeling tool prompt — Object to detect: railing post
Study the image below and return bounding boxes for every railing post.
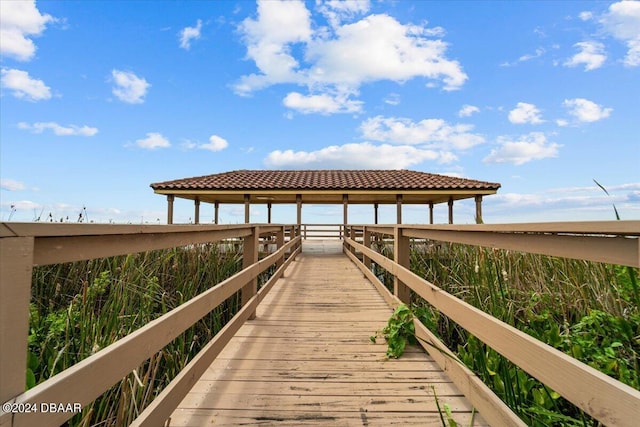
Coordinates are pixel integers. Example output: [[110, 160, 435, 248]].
[[276, 226, 285, 271], [363, 227, 372, 270], [349, 226, 357, 255], [394, 227, 411, 305], [241, 226, 259, 320], [0, 237, 34, 404]]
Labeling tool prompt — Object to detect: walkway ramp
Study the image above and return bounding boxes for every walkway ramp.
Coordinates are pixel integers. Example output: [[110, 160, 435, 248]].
[[169, 241, 485, 426]]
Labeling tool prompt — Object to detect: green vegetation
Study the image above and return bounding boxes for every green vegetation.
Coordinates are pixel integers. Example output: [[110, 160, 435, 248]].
[[28, 243, 244, 426], [374, 241, 639, 426]]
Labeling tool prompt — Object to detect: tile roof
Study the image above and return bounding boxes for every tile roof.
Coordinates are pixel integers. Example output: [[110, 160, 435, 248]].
[[150, 170, 501, 191]]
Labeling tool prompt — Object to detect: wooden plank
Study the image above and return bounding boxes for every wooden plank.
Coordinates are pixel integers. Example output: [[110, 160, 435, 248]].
[[187, 380, 462, 396], [0, 237, 34, 405], [33, 228, 253, 265], [0, 222, 257, 237], [167, 409, 486, 427], [402, 220, 640, 235], [168, 251, 487, 426], [403, 228, 639, 267]]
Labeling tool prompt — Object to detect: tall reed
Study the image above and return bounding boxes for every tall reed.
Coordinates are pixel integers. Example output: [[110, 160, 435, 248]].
[[29, 242, 243, 426], [408, 242, 639, 425]]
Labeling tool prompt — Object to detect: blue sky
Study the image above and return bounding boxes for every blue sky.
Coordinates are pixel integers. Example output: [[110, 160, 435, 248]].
[[1, 0, 638, 225]]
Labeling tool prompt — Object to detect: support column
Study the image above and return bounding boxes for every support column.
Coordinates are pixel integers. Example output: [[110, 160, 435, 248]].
[[394, 227, 411, 304], [296, 194, 302, 227], [214, 201, 219, 224], [267, 202, 272, 224], [244, 194, 250, 224], [448, 197, 454, 224], [429, 202, 434, 224], [194, 197, 200, 224], [167, 194, 174, 224], [396, 194, 403, 225], [475, 195, 483, 224], [374, 203, 379, 225], [241, 226, 259, 319], [343, 194, 348, 238]]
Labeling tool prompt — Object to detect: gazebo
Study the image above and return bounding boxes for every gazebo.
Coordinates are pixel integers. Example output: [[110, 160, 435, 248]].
[[150, 169, 501, 225]]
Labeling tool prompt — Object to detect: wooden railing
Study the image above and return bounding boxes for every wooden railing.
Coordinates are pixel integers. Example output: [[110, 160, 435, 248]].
[[300, 223, 344, 239], [343, 221, 640, 427], [0, 222, 301, 426]]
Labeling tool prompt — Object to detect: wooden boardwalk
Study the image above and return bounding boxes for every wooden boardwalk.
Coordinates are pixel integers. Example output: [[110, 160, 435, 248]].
[[169, 241, 486, 426]]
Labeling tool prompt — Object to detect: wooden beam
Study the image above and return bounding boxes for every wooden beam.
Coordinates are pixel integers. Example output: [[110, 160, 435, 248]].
[[194, 197, 200, 225], [296, 194, 302, 226], [475, 195, 483, 224], [0, 237, 34, 404], [167, 194, 174, 224], [244, 194, 250, 224], [429, 202, 434, 224], [403, 228, 640, 268], [214, 201, 219, 224], [396, 194, 402, 224], [374, 203, 379, 225], [448, 197, 453, 224], [267, 202, 272, 224], [393, 227, 411, 304], [343, 194, 348, 225]]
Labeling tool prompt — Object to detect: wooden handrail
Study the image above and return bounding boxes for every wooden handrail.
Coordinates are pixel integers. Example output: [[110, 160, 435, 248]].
[[343, 221, 640, 427], [0, 223, 301, 426]]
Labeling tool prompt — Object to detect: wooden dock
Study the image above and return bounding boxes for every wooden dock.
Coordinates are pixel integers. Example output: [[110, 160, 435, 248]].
[[168, 241, 486, 426]]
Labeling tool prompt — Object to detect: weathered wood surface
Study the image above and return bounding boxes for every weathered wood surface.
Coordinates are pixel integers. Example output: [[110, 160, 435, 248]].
[[169, 242, 486, 426]]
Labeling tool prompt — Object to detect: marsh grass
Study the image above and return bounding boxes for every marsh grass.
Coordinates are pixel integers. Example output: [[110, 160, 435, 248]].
[[405, 242, 639, 426], [29, 242, 243, 426]]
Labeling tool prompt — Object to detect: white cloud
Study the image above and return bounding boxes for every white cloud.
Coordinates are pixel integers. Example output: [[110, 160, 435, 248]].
[[579, 11, 593, 21], [483, 132, 561, 165], [18, 121, 98, 136], [179, 19, 203, 50], [111, 70, 150, 104], [235, 1, 467, 108], [508, 102, 544, 124], [317, 0, 371, 27], [305, 14, 467, 90], [563, 98, 612, 122], [236, 0, 312, 93], [564, 41, 607, 71], [283, 91, 363, 114], [199, 135, 229, 152], [0, 179, 26, 191], [0, 0, 54, 61], [135, 132, 170, 149], [264, 142, 453, 169], [500, 47, 545, 67], [458, 104, 479, 117], [600, 1, 640, 66], [1, 68, 51, 101], [360, 116, 484, 150], [384, 93, 400, 105]]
